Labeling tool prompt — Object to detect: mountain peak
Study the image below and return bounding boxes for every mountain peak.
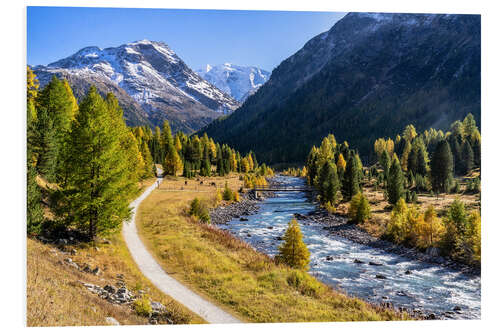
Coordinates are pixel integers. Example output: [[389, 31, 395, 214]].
[[37, 40, 240, 133], [196, 64, 270, 102]]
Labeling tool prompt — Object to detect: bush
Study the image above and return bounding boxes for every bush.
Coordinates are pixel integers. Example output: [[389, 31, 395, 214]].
[[222, 182, 234, 201], [286, 270, 325, 298], [189, 198, 211, 224], [133, 295, 152, 317], [348, 193, 371, 224]]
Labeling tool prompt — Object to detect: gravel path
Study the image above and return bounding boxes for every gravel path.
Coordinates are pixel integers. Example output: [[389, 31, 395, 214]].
[[122, 175, 242, 324]]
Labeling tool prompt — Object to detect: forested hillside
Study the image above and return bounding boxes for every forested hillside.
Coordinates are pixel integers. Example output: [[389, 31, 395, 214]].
[[200, 13, 480, 166], [26, 67, 252, 240]]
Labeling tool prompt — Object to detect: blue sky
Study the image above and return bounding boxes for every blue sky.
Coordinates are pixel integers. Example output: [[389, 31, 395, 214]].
[[27, 7, 345, 72]]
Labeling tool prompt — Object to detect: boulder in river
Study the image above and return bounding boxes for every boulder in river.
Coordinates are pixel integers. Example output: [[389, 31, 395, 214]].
[[240, 217, 249, 221], [405, 270, 412, 275], [369, 261, 383, 266], [326, 256, 334, 261], [354, 259, 365, 264], [375, 274, 387, 279]]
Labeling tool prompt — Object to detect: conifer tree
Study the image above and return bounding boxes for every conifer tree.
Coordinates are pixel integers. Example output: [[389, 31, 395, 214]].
[[461, 140, 474, 175], [57, 87, 139, 240], [379, 149, 391, 180], [34, 108, 58, 182], [161, 120, 174, 148], [139, 139, 155, 179], [348, 192, 371, 224], [27, 69, 44, 234], [387, 156, 405, 205], [342, 155, 360, 201], [431, 140, 454, 193], [318, 161, 339, 205], [275, 219, 310, 270], [163, 143, 183, 176]]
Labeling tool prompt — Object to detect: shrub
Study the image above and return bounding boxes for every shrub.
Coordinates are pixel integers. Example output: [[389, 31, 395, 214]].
[[286, 270, 325, 298], [133, 295, 152, 317], [348, 193, 371, 224], [222, 182, 234, 201], [189, 198, 211, 224]]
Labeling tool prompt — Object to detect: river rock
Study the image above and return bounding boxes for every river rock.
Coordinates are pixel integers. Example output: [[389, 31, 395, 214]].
[[354, 259, 365, 264], [240, 217, 249, 221], [453, 306, 462, 312], [375, 274, 387, 279], [405, 270, 412, 275], [369, 261, 383, 266], [326, 255, 333, 261]]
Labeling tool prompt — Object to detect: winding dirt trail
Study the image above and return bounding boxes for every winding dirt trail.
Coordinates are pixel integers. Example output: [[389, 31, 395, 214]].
[[122, 174, 241, 324]]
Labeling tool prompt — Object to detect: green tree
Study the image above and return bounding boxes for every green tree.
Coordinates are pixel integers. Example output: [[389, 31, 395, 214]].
[[431, 140, 454, 193], [379, 149, 391, 180], [27, 71, 44, 234], [276, 219, 310, 270], [161, 120, 174, 149], [342, 155, 360, 201], [318, 161, 339, 205], [348, 193, 371, 224], [387, 156, 405, 205], [57, 87, 139, 240], [163, 143, 183, 176], [461, 140, 474, 175]]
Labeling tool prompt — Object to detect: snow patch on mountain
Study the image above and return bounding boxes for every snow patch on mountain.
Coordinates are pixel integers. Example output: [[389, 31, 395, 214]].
[[37, 40, 239, 116], [196, 63, 270, 102]]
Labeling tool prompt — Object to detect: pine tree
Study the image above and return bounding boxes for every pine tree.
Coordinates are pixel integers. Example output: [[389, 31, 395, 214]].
[[387, 156, 405, 205], [27, 69, 44, 234], [431, 140, 454, 193], [461, 140, 474, 175], [161, 120, 174, 148], [163, 143, 183, 176], [379, 149, 390, 180], [318, 161, 339, 205], [342, 155, 360, 201], [348, 192, 371, 224], [34, 108, 58, 182], [275, 219, 310, 270], [139, 139, 155, 179], [57, 87, 139, 240]]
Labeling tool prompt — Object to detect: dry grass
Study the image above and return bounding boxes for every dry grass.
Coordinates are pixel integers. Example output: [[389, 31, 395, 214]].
[[27, 235, 204, 326], [27, 176, 204, 327], [137, 173, 407, 323]]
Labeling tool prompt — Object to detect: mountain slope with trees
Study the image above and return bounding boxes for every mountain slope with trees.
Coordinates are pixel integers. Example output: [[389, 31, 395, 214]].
[[200, 13, 480, 166]]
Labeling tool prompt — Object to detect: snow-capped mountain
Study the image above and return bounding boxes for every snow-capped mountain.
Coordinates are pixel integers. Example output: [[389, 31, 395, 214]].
[[196, 63, 270, 102], [34, 40, 240, 133]]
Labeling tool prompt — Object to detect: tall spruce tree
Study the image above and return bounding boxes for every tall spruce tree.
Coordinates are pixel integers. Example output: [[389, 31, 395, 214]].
[[342, 155, 360, 201], [431, 140, 454, 193], [318, 161, 339, 204], [57, 87, 139, 240], [387, 156, 405, 205], [461, 140, 474, 175]]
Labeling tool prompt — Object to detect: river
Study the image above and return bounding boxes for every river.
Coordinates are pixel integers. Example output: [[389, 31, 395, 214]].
[[218, 176, 481, 319]]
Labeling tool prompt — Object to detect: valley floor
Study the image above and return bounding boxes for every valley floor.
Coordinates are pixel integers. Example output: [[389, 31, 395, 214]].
[[136, 173, 406, 322]]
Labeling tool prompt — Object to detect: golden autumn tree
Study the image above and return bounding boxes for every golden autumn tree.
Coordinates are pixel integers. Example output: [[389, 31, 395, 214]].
[[276, 219, 310, 270], [163, 143, 183, 176]]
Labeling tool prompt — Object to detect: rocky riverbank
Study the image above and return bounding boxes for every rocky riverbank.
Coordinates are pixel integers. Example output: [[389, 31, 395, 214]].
[[297, 209, 480, 277], [210, 178, 279, 225]]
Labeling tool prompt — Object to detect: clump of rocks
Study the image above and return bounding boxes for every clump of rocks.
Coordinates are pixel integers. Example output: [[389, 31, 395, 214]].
[[81, 281, 174, 324]]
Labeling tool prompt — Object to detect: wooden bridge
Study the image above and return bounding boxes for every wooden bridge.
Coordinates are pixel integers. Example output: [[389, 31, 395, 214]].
[[252, 186, 316, 192]]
